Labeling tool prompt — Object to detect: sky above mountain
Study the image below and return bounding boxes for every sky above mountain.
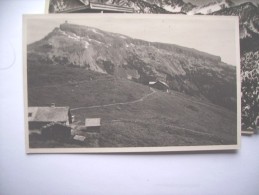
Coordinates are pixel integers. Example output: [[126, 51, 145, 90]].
[[26, 15, 239, 65], [185, 0, 258, 6]]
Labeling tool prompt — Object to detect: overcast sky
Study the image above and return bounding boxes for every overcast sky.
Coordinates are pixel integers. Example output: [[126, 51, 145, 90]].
[[25, 14, 239, 66]]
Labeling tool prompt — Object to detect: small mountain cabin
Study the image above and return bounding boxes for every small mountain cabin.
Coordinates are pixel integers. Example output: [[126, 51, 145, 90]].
[[28, 105, 72, 134], [149, 80, 169, 92], [41, 122, 72, 140], [84, 118, 101, 133]]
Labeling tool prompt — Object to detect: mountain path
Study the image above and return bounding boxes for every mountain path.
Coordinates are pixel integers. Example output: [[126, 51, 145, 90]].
[[71, 87, 231, 140], [71, 86, 234, 116], [71, 88, 156, 111]]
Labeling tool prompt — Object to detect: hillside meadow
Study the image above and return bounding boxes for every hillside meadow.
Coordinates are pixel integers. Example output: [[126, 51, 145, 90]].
[[27, 63, 237, 147]]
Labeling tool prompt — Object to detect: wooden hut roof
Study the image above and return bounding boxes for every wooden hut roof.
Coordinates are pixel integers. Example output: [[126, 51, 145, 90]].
[[149, 81, 156, 85], [85, 118, 101, 127], [28, 107, 70, 122], [149, 80, 169, 88], [159, 80, 169, 88]]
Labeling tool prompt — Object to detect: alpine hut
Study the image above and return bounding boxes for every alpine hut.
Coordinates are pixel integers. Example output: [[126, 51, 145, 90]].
[[149, 80, 169, 92], [28, 104, 72, 134], [84, 118, 101, 133]]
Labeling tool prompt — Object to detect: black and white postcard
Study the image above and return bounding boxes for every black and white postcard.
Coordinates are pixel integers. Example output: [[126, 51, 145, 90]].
[[45, 0, 259, 134], [23, 14, 240, 153]]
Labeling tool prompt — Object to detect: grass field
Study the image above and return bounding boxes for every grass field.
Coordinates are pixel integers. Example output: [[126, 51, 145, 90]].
[[28, 64, 237, 148], [28, 65, 151, 108], [72, 89, 236, 147]]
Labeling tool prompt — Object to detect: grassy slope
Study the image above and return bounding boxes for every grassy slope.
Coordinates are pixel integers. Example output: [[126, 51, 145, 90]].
[[28, 64, 150, 108], [28, 64, 237, 147], [73, 91, 237, 147]]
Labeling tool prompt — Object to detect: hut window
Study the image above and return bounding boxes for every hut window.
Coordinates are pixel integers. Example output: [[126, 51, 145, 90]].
[[28, 112, 32, 117]]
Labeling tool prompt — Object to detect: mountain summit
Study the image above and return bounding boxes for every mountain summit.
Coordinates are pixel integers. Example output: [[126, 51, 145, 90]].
[[28, 22, 236, 111]]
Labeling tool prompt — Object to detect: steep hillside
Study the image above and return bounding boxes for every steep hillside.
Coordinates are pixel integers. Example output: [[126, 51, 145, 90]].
[[27, 63, 151, 108], [28, 22, 236, 111], [27, 61, 237, 147], [74, 89, 237, 147]]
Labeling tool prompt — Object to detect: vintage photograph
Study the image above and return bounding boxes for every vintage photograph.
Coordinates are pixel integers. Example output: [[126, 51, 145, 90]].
[[46, 0, 135, 13], [24, 14, 240, 153], [46, 0, 259, 134]]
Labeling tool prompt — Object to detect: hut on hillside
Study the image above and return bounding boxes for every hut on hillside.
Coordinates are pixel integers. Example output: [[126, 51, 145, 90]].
[[149, 80, 169, 92], [28, 104, 72, 134], [84, 118, 101, 133]]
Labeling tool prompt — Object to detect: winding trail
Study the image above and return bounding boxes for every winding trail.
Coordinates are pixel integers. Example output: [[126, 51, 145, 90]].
[[71, 88, 156, 111], [71, 86, 233, 116], [31, 75, 231, 115], [70, 87, 231, 141]]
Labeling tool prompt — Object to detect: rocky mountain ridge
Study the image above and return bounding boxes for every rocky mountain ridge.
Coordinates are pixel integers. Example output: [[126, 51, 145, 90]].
[[47, 0, 258, 130], [28, 22, 236, 111], [108, 0, 239, 14]]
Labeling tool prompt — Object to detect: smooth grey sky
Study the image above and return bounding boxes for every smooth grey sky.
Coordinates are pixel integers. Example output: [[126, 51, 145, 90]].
[[25, 14, 239, 65]]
